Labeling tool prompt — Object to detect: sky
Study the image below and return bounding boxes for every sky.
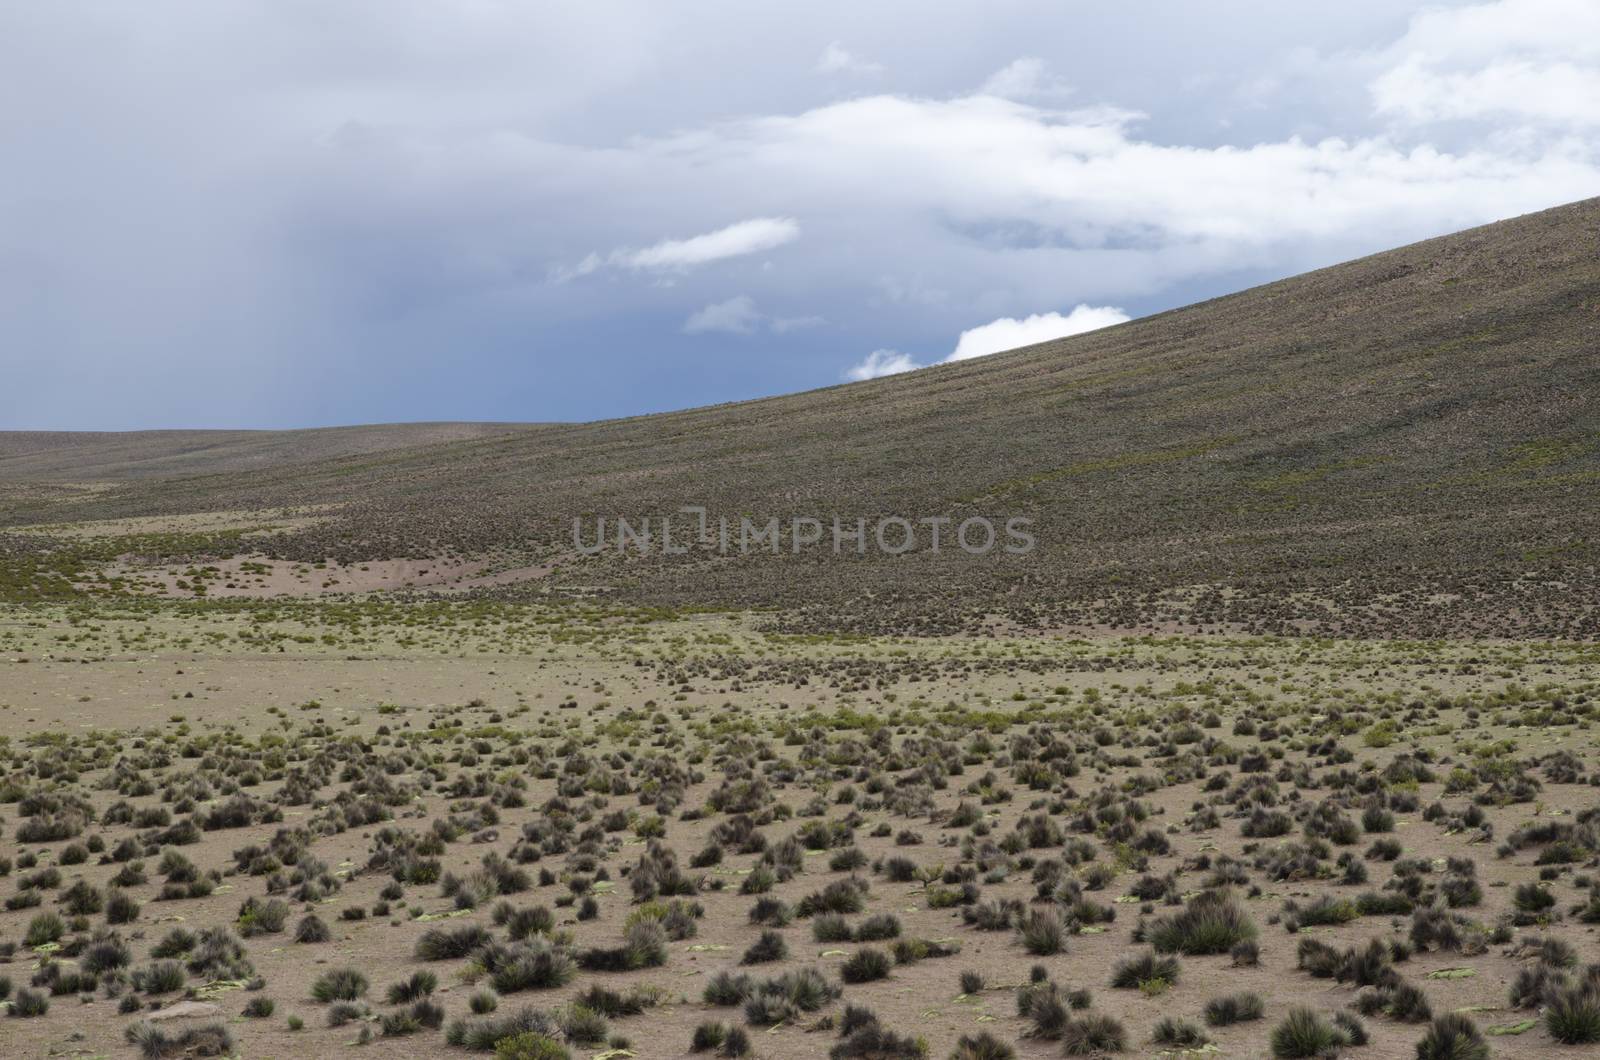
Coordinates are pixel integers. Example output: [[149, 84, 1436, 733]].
[[2, 0, 1597, 430]]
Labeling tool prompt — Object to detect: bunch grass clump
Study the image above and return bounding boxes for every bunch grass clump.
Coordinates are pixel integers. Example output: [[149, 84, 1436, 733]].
[[1148, 889, 1256, 955]]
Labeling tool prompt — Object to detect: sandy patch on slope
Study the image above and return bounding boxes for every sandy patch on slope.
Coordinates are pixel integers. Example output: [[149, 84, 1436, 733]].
[[109, 551, 558, 598], [20, 504, 341, 537]]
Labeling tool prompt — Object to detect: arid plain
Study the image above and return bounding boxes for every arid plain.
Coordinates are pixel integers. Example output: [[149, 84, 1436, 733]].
[[3, 200, 1600, 1059]]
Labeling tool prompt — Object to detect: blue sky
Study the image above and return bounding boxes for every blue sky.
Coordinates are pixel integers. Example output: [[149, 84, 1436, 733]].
[[3, 0, 1597, 429]]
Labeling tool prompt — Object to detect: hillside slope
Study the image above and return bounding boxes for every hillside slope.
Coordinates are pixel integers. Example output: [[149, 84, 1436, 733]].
[[6, 198, 1600, 637], [0, 422, 538, 480]]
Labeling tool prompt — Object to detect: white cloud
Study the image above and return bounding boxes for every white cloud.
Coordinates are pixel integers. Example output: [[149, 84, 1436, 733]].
[[1376, 57, 1600, 128], [980, 58, 1073, 101], [845, 349, 920, 380], [684, 295, 823, 335], [815, 41, 883, 76], [949, 305, 1129, 362], [844, 303, 1129, 380], [684, 295, 762, 334], [560, 218, 801, 280], [623, 217, 800, 269], [1374, 0, 1600, 126]]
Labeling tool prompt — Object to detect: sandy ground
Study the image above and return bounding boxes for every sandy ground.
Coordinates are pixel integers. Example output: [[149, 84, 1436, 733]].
[[19, 506, 341, 540], [1, 610, 1599, 1058], [101, 552, 560, 599]]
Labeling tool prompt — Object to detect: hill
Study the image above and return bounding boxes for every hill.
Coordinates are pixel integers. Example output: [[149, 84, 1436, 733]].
[[0, 422, 538, 480], [4, 197, 1599, 638]]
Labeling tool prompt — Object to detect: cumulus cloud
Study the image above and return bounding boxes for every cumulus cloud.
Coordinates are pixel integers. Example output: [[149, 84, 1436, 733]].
[[1373, 0, 1600, 126], [1376, 58, 1600, 127], [844, 304, 1129, 380], [949, 306, 1130, 362], [560, 218, 801, 280], [845, 349, 920, 381], [694, 94, 1596, 254], [815, 41, 883, 75]]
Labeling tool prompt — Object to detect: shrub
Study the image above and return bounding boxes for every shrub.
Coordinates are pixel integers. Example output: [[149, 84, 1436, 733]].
[[571, 984, 661, 1018], [949, 1032, 1015, 1060], [841, 948, 893, 983], [1019, 909, 1065, 956], [1019, 982, 1071, 1039], [328, 1001, 368, 1028], [1152, 1018, 1209, 1048], [1415, 1013, 1489, 1060], [893, 937, 960, 965], [24, 912, 64, 947], [1335, 1011, 1369, 1046], [577, 921, 669, 973], [1110, 951, 1179, 990], [242, 996, 275, 1018], [748, 897, 792, 927], [311, 967, 369, 1003], [1357, 891, 1413, 917], [490, 941, 576, 993], [743, 968, 839, 1023], [387, 970, 438, 1004], [60, 880, 103, 916], [1061, 1014, 1126, 1055], [796, 879, 867, 917], [134, 960, 186, 995], [150, 928, 195, 958], [1513, 883, 1555, 915], [446, 1008, 561, 1051], [1149, 890, 1257, 955], [840, 1005, 880, 1036], [106, 889, 141, 924], [292, 914, 331, 944], [80, 935, 132, 976], [1204, 992, 1264, 1026], [1362, 805, 1396, 832], [236, 897, 288, 936], [504, 905, 556, 940], [557, 1004, 608, 1045], [814, 913, 855, 942], [1548, 984, 1600, 1045], [830, 1023, 928, 1059], [856, 913, 901, 941], [703, 971, 754, 1006], [741, 930, 788, 965], [9, 988, 48, 1017], [125, 1021, 235, 1058], [492, 1033, 570, 1060], [1296, 938, 1345, 979], [1287, 896, 1359, 929], [1359, 980, 1433, 1022], [415, 923, 492, 960], [1270, 1008, 1344, 1059], [691, 1021, 727, 1052]]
